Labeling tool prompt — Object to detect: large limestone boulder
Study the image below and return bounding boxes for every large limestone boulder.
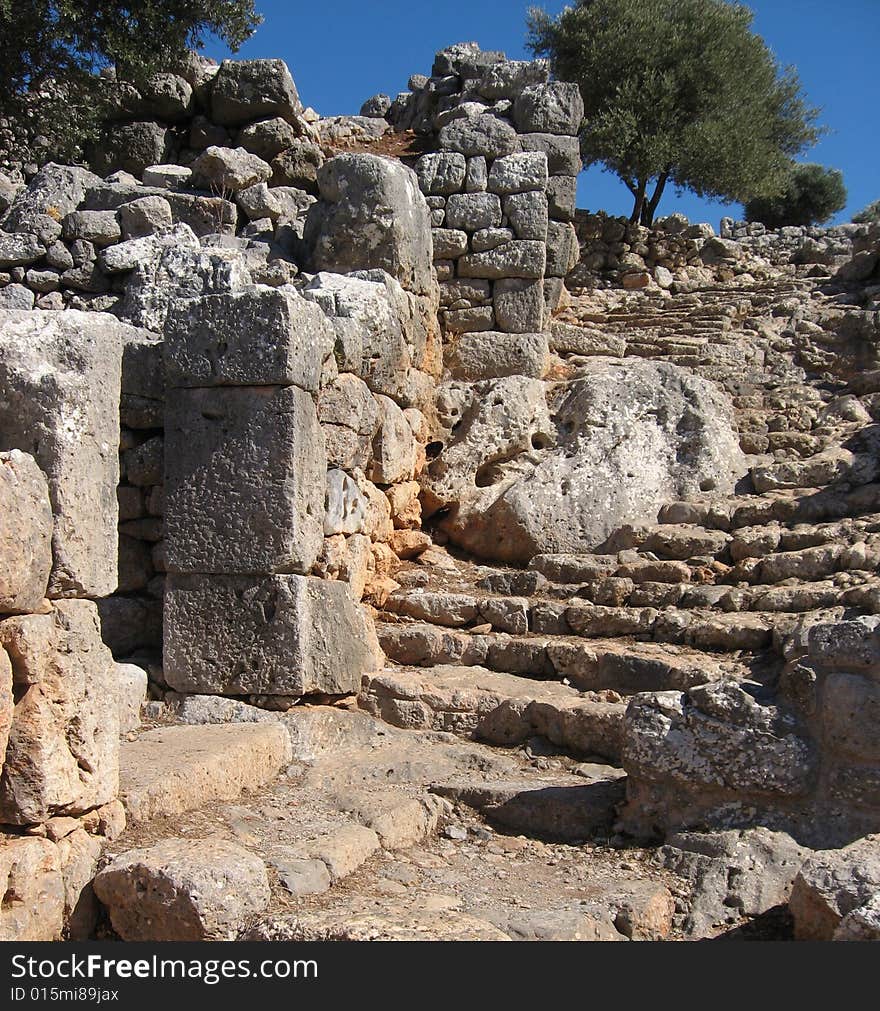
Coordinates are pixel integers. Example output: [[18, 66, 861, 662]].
[[1, 163, 102, 233], [0, 310, 133, 597], [0, 601, 119, 825], [211, 59, 301, 127], [619, 681, 814, 838], [422, 361, 747, 562], [0, 836, 65, 940], [790, 836, 880, 940], [164, 286, 334, 392], [306, 154, 433, 296], [119, 239, 250, 333], [164, 573, 383, 697], [0, 450, 53, 613], [94, 837, 270, 941]]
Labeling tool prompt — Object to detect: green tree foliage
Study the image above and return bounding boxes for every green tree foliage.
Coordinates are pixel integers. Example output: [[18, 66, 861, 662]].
[[527, 0, 823, 226], [0, 1, 261, 163], [745, 163, 847, 228], [853, 200, 880, 225]]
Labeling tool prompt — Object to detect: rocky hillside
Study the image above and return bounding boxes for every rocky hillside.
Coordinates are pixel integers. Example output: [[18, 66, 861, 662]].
[[0, 41, 879, 943]]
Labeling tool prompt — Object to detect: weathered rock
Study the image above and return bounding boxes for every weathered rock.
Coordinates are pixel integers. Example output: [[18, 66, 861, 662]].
[[518, 133, 582, 175], [0, 232, 45, 268], [164, 573, 382, 696], [94, 837, 270, 941], [834, 894, 880, 940], [90, 121, 171, 177], [271, 140, 324, 193], [119, 723, 291, 822], [458, 240, 546, 279], [165, 384, 325, 576], [191, 146, 272, 192], [0, 601, 119, 825], [119, 241, 248, 333], [238, 117, 300, 159], [0, 836, 65, 940], [61, 210, 121, 246], [790, 836, 880, 940], [422, 362, 746, 562], [487, 153, 549, 195], [0, 310, 126, 596], [448, 331, 548, 381], [303, 270, 432, 404], [116, 663, 148, 734], [445, 192, 503, 231], [0, 451, 52, 614], [141, 164, 192, 190], [211, 59, 301, 127], [661, 828, 810, 936], [369, 395, 418, 485], [513, 83, 584, 135], [324, 468, 367, 535], [416, 152, 467, 196], [620, 682, 815, 836], [493, 278, 545, 333], [437, 114, 518, 158], [119, 195, 173, 238], [307, 154, 433, 296], [164, 286, 334, 391], [1, 164, 102, 232]]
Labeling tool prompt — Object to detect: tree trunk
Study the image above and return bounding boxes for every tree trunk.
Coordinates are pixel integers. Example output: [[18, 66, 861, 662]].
[[641, 171, 671, 227], [630, 178, 647, 224]]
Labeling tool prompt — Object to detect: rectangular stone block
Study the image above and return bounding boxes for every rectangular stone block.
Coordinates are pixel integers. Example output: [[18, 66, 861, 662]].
[[164, 288, 334, 391], [493, 278, 545, 333], [547, 175, 578, 222], [458, 241, 546, 280], [165, 385, 326, 576], [487, 153, 548, 195], [448, 331, 549, 381], [445, 192, 502, 231], [504, 191, 549, 242], [0, 310, 124, 597], [546, 220, 580, 278], [0, 601, 119, 825], [164, 573, 382, 696], [0, 451, 53, 614], [518, 134, 582, 176]]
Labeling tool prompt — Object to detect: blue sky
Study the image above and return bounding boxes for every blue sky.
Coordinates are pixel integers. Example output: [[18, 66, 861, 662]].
[[202, 1, 879, 227]]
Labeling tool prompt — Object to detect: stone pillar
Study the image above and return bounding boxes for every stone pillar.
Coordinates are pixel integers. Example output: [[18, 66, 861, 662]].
[[411, 51, 583, 381], [162, 285, 381, 697]]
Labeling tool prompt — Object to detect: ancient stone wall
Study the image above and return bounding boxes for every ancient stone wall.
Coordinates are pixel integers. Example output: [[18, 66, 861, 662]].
[[568, 211, 870, 292], [0, 310, 136, 939], [392, 45, 583, 380]]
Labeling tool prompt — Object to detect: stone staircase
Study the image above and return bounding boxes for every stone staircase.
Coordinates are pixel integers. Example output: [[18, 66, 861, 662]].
[[363, 270, 880, 812], [99, 266, 879, 943]]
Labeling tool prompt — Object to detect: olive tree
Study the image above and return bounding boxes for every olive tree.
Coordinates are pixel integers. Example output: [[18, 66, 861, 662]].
[[527, 0, 823, 225]]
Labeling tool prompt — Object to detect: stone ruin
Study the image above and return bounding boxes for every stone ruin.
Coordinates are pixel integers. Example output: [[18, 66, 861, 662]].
[[0, 40, 879, 942]]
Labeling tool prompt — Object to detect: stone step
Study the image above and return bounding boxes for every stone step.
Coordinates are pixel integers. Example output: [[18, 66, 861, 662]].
[[658, 482, 880, 530], [359, 664, 625, 762], [433, 770, 626, 843], [376, 622, 759, 691], [119, 722, 293, 823]]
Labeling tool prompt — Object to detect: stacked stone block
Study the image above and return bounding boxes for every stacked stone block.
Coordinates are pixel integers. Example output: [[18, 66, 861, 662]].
[[162, 285, 382, 699], [0, 309, 133, 940], [400, 45, 582, 380]]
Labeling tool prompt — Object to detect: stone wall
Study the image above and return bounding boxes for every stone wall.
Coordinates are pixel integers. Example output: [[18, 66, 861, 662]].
[[567, 210, 871, 292], [362, 43, 582, 380], [0, 310, 134, 939]]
